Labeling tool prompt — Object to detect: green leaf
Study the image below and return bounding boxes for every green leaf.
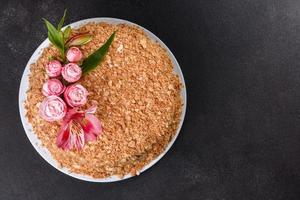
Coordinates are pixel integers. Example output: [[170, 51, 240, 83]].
[[43, 18, 64, 50], [47, 31, 56, 45], [57, 9, 67, 30], [58, 31, 65, 57], [81, 31, 116, 74], [63, 26, 71, 40], [66, 33, 92, 47]]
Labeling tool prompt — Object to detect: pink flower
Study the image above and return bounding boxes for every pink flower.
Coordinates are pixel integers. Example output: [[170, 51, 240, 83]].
[[42, 78, 65, 97], [64, 84, 88, 107], [66, 47, 83, 62], [56, 104, 102, 150], [39, 96, 67, 122], [46, 60, 62, 77], [61, 63, 82, 83]]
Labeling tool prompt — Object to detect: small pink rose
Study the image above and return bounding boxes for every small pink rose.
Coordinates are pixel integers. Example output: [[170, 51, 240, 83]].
[[61, 63, 82, 83], [39, 96, 67, 122], [46, 60, 62, 77], [66, 47, 83, 62], [64, 84, 88, 107], [42, 78, 65, 97]]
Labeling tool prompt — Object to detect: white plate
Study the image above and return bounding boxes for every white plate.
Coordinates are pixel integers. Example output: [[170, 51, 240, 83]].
[[18, 18, 187, 182]]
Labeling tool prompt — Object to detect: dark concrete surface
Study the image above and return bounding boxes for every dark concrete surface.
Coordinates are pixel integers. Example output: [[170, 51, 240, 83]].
[[0, 0, 300, 199]]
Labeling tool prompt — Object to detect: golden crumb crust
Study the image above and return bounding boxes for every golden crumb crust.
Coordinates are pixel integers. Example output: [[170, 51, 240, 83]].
[[25, 22, 183, 178]]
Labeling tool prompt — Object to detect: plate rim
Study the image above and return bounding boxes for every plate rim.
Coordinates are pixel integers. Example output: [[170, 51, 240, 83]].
[[18, 17, 187, 183]]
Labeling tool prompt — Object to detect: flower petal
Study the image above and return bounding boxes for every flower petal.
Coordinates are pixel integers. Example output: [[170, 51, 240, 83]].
[[86, 105, 97, 114], [56, 123, 72, 150], [69, 120, 85, 150], [81, 114, 102, 142], [86, 101, 98, 114]]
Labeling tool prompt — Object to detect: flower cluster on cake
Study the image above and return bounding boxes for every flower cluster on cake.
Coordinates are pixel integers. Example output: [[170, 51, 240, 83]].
[[39, 10, 115, 150]]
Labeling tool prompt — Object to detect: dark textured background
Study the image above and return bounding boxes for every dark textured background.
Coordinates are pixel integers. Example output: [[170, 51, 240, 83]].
[[0, 0, 300, 199]]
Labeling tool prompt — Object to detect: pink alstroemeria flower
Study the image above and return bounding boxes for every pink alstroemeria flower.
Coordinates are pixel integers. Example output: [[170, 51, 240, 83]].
[[56, 104, 102, 150]]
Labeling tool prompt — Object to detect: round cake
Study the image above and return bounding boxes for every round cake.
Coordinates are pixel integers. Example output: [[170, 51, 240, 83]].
[[25, 22, 183, 178]]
